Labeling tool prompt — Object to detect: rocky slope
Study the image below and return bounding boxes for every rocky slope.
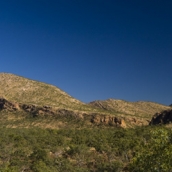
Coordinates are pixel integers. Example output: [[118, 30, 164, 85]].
[[0, 73, 90, 111], [0, 97, 82, 118], [0, 97, 126, 128], [0, 73, 170, 128], [88, 99, 171, 127], [89, 99, 170, 118]]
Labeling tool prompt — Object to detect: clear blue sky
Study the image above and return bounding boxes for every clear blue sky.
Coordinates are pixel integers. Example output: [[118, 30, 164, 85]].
[[0, 0, 172, 105]]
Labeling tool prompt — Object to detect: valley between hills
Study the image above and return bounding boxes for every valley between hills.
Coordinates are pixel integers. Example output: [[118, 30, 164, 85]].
[[0, 72, 172, 171]]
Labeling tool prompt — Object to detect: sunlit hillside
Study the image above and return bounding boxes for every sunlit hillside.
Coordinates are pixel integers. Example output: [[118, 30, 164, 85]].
[[0, 73, 91, 111]]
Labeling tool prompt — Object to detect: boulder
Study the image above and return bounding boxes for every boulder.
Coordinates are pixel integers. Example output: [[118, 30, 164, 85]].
[[149, 109, 172, 125]]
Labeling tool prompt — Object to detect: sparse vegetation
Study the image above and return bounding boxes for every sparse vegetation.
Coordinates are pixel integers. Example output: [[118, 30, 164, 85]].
[[0, 73, 172, 171], [0, 126, 171, 171]]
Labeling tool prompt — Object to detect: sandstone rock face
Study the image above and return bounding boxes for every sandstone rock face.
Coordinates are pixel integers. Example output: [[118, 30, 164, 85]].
[[149, 109, 172, 125], [91, 114, 126, 128]]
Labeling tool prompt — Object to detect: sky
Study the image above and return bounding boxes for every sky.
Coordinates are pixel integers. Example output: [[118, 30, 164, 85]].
[[0, 0, 172, 105]]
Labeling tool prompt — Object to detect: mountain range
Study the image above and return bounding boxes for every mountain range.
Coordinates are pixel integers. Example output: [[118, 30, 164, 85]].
[[0, 72, 171, 128]]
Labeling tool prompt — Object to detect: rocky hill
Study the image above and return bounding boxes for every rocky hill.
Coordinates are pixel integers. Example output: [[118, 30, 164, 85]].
[[89, 99, 170, 117], [89, 99, 171, 126], [0, 73, 170, 128], [0, 73, 90, 111]]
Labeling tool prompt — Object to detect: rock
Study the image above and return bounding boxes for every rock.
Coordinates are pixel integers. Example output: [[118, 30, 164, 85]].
[[149, 109, 172, 125], [57, 109, 83, 119], [91, 114, 126, 127], [120, 119, 127, 128], [21, 104, 37, 113], [0, 97, 84, 120], [0, 97, 20, 111]]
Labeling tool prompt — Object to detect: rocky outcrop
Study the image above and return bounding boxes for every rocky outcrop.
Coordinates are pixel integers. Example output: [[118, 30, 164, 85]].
[[0, 97, 20, 111], [20, 103, 83, 119], [149, 109, 172, 125], [91, 114, 126, 127], [21, 104, 55, 116], [0, 97, 128, 127]]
